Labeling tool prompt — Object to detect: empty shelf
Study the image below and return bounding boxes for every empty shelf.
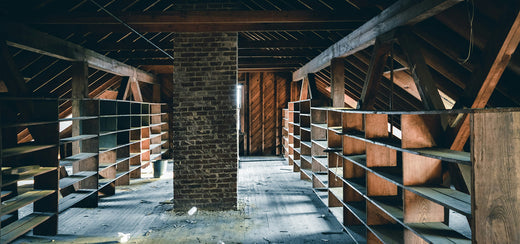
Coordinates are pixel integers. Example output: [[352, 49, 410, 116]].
[[2, 143, 56, 158], [1, 212, 54, 243], [59, 189, 97, 213], [60, 153, 97, 166], [59, 171, 97, 189], [59, 134, 97, 144], [2, 166, 56, 187], [1, 190, 54, 216]]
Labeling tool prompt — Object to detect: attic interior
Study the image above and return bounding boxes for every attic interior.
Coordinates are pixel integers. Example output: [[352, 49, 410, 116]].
[[1, 0, 519, 243]]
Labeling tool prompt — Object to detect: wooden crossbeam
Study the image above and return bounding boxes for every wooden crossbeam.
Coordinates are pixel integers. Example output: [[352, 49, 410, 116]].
[[35, 10, 369, 24], [357, 38, 393, 110], [293, 0, 462, 81], [397, 29, 445, 111], [117, 77, 131, 100], [129, 77, 143, 102], [450, 8, 520, 193], [1, 23, 156, 84], [35, 22, 360, 33]]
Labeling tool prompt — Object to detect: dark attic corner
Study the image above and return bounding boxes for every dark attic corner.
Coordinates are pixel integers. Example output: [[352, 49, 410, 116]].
[[1, 0, 519, 243]]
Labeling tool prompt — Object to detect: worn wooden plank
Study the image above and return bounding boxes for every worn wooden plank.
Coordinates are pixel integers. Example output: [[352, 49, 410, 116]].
[[263, 72, 276, 155], [293, 0, 463, 81], [472, 111, 520, 243], [1, 190, 54, 216], [249, 72, 263, 155], [358, 38, 392, 110], [397, 29, 445, 112], [1, 213, 54, 243]]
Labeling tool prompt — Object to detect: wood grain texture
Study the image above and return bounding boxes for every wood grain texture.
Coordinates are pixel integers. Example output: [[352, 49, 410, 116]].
[[367, 172, 397, 196], [367, 200, 397, 225], [403, 190, 444, 223], [472, 111, 520, 243], [249, 72, 263, 155], [263, 72, 276, 155]]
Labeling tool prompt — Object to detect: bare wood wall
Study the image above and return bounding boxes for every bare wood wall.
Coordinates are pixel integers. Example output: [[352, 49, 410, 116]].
[[241, 72, 290, 156]]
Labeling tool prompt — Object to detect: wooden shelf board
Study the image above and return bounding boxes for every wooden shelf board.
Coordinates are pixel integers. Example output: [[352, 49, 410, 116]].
[[329, 206, 344, 223], [301, 141, 312, 148], [311, 123, 328, 130], [407, 222, 471, 243], [300, 168, 313, 181], [313, 172, 328, 186], [343, 153, 470, 216], [59, 116, 97, 121], [369, 224, 404, 244], [293, 159, 301, 168], [59, 171, 97, 189], [2, 143, 56, 158], [301, 126, 311, 132], [300, 155, 312, 164], [312, 188, 328, 206], [345, 201, 367, 223], [344, 178, 367, 196], [312, 156, 328, 169], [311, 140, 328, 150], [1, 190, 54, 217], [150, 153, 162, 161], [2, 120, 57, 128], [407, 187, 471, 216], [58, 189, 97, 213], [328, 126, 342, 134], [328, 167, 344, 179], [2, 167, 56, 187], [329, 187, 343, 200], [60, 134, 97, 144], [342, 134, 471, 165], [294, 148, 301, 154], [344, 225, 367, 244], [60, 152, 97, 166], [406, 148, 471, 165], [1, 212, 54, 243]]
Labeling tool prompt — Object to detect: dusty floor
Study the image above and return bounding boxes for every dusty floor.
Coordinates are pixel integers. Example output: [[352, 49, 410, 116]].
[[15, 157, 352, 243]]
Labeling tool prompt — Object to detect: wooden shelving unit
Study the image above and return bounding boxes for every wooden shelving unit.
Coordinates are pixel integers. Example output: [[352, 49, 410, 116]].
[[1, 97, 59, 243], [283, 106, 520, 243], [58, 99, 99, 212], [93, 100, 169, 196]]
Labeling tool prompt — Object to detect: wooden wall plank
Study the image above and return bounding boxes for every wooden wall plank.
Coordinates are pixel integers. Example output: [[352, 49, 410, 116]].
[[276, 73, 289, 155], [249, 72, 263, 155], [263, 72, 276, 155], [472, 111, 520, 243]]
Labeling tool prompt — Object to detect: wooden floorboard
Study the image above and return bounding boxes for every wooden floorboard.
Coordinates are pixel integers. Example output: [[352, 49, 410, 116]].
[[14, 158, 352, 243]]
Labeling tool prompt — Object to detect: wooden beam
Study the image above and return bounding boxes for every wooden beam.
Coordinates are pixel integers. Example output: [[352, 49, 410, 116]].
[[358, 38, 392, 110], [117, 77, 131, 100], [35, 10, 369, 24], [397, 29, 445, 111], [293, 0, 462, 81], [71, 61, 89, 155], [129, 77, 143, 102], [330, 58, 345, 107], [35, 22, 360, 33], [450, 8, 520, 194], [152, 84, 161, 103], [0, 40, 29, 95], [1, 23, 157, 84]]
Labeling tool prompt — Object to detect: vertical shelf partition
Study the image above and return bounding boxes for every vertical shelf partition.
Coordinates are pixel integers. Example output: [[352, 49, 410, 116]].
[[283, 106, 520, 243]]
